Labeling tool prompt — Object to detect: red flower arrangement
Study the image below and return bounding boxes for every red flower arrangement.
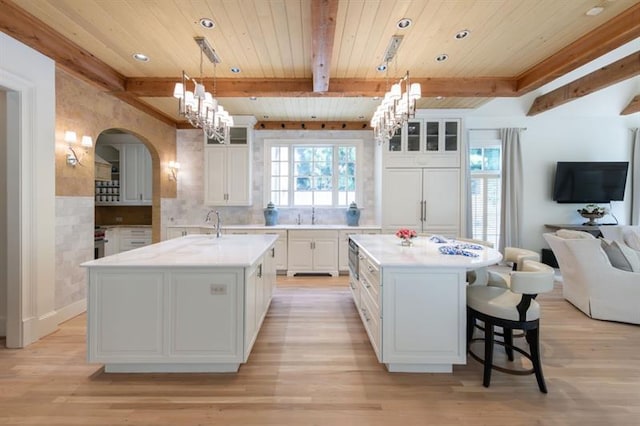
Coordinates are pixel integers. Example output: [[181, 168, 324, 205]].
[[395, 228, 417, 240]]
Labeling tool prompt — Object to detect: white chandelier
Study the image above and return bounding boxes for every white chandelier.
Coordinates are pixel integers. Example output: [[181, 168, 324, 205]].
[[173, 37, 233, 142], [370, 71, 421, 143]]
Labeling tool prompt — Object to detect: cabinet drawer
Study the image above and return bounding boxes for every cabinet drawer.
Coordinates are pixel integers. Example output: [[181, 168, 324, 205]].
[[119, 228, 151, 238], [119, 237, 151, 252], [359, 285, 381, 360], [349, 274, 360, 309], [358, 254, 380, 303]]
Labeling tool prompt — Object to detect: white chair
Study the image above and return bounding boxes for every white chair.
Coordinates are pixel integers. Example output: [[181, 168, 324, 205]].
[[487, 247, 541, 288], [467, 260, 555, 393], [544, 232, 640, 324]]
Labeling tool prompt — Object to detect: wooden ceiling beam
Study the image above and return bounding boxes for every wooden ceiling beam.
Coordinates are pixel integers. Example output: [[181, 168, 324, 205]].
[[126, 77, 517, 98], [621, 95, 640, 116], [517, 3, 640, 94], [0, 0, 126, 92], [527, 52, 640, 116], [311, 0, 339, 92]]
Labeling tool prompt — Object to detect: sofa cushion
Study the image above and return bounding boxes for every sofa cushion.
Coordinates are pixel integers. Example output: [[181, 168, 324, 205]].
[[623, 228, 640, 251], [601, 239, 640, 272], [556, 229, 596, 240]]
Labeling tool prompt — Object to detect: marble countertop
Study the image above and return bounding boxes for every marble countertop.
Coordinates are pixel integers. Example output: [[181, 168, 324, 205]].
[[170, 224, 381, 231], [351, 234, 502, 269], [82, 234, 278, 268]]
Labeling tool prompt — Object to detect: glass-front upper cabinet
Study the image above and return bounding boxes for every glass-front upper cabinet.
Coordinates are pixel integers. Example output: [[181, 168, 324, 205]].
[[425, 119, 459, 153], [385, 118, 459, 155]]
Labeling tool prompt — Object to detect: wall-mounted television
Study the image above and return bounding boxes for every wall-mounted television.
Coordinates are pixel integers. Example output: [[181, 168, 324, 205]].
[[552, 161, 629, 203]]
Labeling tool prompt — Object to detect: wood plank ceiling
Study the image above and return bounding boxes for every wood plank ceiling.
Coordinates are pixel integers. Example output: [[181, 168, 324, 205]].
[[3, 0, 640, 127]]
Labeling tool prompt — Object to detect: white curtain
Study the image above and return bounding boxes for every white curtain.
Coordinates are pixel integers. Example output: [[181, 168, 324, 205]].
[[632, 129, 640, 225], [499, 128, 523, 249]]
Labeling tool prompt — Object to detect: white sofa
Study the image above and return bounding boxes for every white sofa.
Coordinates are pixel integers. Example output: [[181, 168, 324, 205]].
[[544, 232, 640, 325], [599, 225, 640, 251]]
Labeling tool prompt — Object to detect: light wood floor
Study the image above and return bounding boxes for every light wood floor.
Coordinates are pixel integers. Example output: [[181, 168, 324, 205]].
[[1, 276, 639, 425]]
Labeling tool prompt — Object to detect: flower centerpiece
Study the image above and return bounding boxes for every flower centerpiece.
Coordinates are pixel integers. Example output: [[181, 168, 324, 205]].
[[577, 204, 607, 226], [395, 228, 417, 246]]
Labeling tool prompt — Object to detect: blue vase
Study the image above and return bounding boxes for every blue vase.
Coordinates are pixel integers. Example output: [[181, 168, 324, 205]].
[[264, 202, 279, 226], [346, 202, 360, 226]]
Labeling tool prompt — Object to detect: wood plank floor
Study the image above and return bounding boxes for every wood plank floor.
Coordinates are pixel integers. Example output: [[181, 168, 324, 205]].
[[1, 275, 639, 425]]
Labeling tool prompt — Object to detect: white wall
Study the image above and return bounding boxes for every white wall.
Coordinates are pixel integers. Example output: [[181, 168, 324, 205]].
[[0, 32, 57, 346], [0, 91, 7, 336], [463, 37, 640, 253]]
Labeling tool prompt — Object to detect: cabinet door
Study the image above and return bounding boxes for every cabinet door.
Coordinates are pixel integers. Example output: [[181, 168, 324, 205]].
[[287, 237, 314, 271], [226, 146, 251, 205], [405, 120, 422, 152], [313, 238, 338, 272], [204, 148, 227, 205], [382, 168, 423, 230], [121, 144, 152, 205], [422, 168, 460, 236], [140, 146, 152, 203]]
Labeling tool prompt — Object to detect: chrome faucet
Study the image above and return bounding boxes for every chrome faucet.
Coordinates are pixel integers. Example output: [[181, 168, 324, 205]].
[[311, 207, 316, 225], [215, 211, 222, 238], [205, 209, 215, 223]]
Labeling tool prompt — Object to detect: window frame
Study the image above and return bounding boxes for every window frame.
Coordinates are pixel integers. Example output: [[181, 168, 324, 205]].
[[469, 138, 502, 247], [264, 139, 363, 208]]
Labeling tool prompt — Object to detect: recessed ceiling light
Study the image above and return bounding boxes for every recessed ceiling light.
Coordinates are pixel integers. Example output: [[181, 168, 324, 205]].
[[230, 67, 241, 73], [199, 18, 215, 29], [454, 29, 471, 40], [263, 115, 270, 119], [132, 53, 149, 62], [249, 96, 257, 101], [585, 6, 604, 16], [358, 116, 365, 119], [435, 96, 445, 100], [396, 18, 412, 29], [435, 54, 448, 62], [376, 64, 387, 72], [311, 115, 317, 119], [373, 96, 380, 101]]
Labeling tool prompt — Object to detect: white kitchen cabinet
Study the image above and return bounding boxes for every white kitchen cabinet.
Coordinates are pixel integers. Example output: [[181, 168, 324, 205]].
[[382, 167, 460, 236], [204, 146, 251, 206], [104, 228, 118, 256], [118, 227, 152, 252], [384, 118, 460, 168], [121, 143, 152, 205], [287, 230, 338, 276], [204, 117, 256, 206]]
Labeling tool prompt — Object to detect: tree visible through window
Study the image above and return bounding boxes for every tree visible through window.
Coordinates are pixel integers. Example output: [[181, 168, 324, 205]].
[[470, 145, 502, 248], [268, 143, 357, 207]]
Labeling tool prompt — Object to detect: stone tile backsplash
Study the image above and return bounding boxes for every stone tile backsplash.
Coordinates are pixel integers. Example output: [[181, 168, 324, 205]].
[[162, 128, 378, 233], [55, 196, 93, 309]]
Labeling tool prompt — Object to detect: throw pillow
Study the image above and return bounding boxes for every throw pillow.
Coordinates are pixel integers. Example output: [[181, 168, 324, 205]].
[[623, 228, 640, 251], [600, 239, 640, 272], [556, 229, 596, 240]]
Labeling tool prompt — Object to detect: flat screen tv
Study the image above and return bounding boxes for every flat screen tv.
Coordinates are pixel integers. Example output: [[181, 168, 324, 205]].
[[552, 161, 629, 203]]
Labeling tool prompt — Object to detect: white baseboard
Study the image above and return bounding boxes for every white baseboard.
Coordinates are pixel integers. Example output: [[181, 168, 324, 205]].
[[55, 298, 87, 325]]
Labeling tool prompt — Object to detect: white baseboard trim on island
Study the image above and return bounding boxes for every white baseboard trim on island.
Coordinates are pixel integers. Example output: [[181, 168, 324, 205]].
[[104, 363, 240, 373], [386, 363, 454, 373]]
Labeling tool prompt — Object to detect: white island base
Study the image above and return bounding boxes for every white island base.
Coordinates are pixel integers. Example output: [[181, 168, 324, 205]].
[[82, 235, 278, 373], [349, 234, 502, 373]]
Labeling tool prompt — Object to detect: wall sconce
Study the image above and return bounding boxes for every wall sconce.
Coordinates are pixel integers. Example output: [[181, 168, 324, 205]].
[[65, 130, 93, 166], [168, 161, 181, 181]]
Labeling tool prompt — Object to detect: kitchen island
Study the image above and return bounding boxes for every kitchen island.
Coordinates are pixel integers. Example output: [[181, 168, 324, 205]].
[[81, 234, 278, 373], [349, 234, 502, 373]]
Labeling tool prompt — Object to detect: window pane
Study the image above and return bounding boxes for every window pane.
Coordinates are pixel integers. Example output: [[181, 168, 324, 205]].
[[484, 147, 501, 171], [296, 177, 311, 190], [469, 148, 483, 170], [315, 191, 332, 206], [294, 191, 312, 205], [314, 147, 333, 162]]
